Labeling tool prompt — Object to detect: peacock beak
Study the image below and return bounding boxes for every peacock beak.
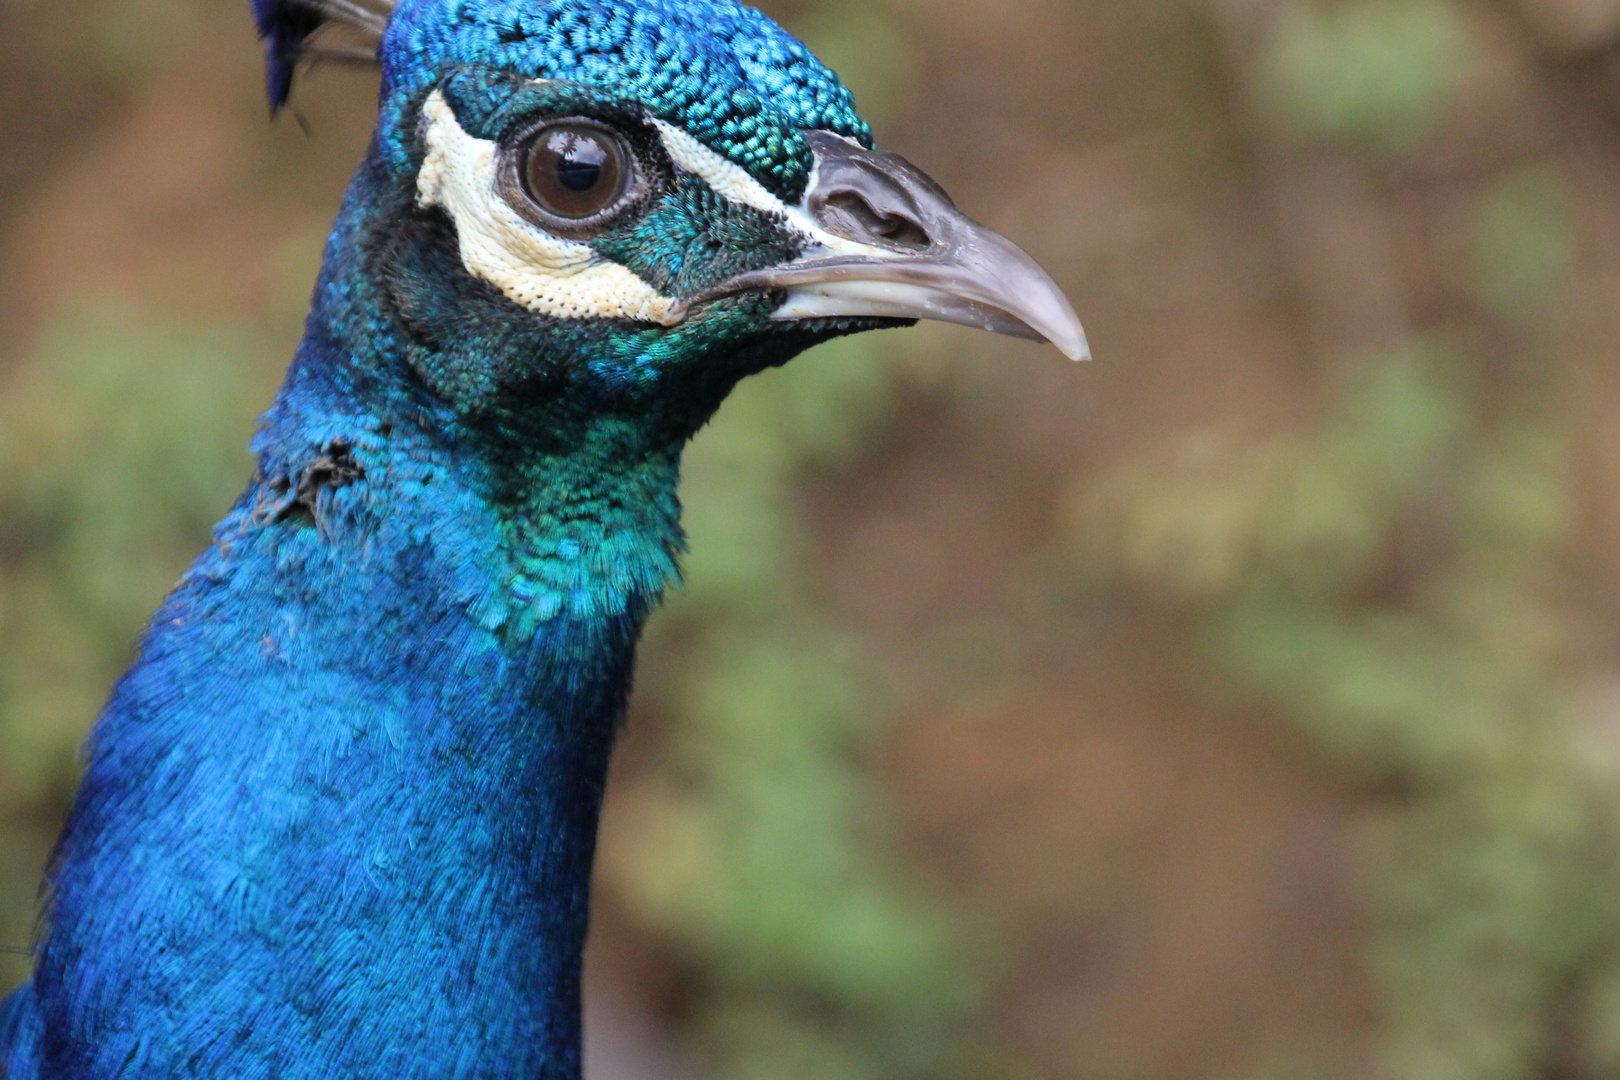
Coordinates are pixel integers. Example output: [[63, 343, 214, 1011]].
[[672, 131, 1089, 361]]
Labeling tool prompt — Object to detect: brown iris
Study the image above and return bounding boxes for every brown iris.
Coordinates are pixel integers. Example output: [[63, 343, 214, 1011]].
[[519, 123, 630, 220]]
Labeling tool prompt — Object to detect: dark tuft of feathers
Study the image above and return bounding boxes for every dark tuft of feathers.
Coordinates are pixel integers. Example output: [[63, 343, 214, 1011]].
[[251, 0, 390, 111]]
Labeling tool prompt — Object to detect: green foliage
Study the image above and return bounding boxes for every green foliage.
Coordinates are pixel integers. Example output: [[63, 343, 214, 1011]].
[[611, 331, 986, 1080], [1470, 165, 1575, 328], [1260, 0, 1472, 154], [670, 332, 894, 609], [784, 0, 918, 129], [1074, 342, 1465, 604], [0, 306, 272, 994], [1073, 339, 1620, 1080], [10, 0, 214, 81], [1069, 7, 1618, 1067], [0, 308, 269, 798], [88, 0, 208, 76]]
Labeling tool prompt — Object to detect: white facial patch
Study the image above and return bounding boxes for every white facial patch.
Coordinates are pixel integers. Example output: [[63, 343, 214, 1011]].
[[416, 90, 676, 324], [414, 88, 899, 326]]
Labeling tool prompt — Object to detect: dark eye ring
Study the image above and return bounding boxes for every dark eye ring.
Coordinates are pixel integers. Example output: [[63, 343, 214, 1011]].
[[499, 118, 644, 239]]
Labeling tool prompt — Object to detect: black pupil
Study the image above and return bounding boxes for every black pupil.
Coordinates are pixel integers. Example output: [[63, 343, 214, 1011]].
[[550, 131, 605, 192]]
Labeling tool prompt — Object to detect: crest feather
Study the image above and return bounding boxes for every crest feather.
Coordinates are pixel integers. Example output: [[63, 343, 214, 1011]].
[[252, 0, 393, 110]]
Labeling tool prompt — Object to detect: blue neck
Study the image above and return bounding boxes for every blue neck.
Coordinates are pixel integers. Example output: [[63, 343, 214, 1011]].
[[18, 147, 690, 1080]]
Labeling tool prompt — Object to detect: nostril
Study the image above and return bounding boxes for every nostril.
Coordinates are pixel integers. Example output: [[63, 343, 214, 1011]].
[[872, 212, 930, 250], [823, 190, 931, 251]]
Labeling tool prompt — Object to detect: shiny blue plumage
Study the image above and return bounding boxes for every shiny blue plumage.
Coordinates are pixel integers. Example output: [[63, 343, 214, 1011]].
[[0, 1, 882, 1076], [375, 0, 871, 195]]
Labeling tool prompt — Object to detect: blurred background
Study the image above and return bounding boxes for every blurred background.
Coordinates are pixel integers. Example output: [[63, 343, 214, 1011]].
[[7, 0, 1620, 1077]]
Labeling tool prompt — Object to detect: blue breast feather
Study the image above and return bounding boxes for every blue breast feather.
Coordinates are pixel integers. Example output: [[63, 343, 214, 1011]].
[[0, 153, 684, 1080], [2, 158, 665, 1077]]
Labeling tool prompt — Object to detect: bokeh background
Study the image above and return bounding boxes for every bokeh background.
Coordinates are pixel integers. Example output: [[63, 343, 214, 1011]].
[[7, 0, 1620, 1077]]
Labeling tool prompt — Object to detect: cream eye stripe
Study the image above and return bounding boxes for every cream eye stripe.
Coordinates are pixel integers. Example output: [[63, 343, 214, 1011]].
[[645, 119, 891, 261], [414, 88, 894, 324]]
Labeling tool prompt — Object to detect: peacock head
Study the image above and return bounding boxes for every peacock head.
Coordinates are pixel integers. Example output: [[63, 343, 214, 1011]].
[[261, 0, 1086, 423]]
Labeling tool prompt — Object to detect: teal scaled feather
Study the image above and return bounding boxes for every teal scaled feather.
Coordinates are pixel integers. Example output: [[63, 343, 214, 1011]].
[[0, 0, 1084, 1076]]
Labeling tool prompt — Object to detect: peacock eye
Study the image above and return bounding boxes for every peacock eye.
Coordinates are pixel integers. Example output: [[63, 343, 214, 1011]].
[[513, 121, 634, 227]]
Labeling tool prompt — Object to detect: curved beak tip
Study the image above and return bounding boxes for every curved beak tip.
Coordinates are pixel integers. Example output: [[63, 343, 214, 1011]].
[[1055, 323, 1092, 362], [1020, 289, 1091, 361]]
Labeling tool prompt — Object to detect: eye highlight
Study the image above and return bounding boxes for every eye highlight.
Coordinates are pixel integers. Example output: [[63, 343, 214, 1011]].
[[499, 117, 650, 239]]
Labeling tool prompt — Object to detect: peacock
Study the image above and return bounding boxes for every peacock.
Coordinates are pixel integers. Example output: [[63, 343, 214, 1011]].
[[0, 0, 1084, 1075]]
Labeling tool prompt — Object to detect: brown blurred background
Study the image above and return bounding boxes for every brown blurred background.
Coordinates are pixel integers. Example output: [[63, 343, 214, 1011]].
[[6, 0, 1620, 1077]]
